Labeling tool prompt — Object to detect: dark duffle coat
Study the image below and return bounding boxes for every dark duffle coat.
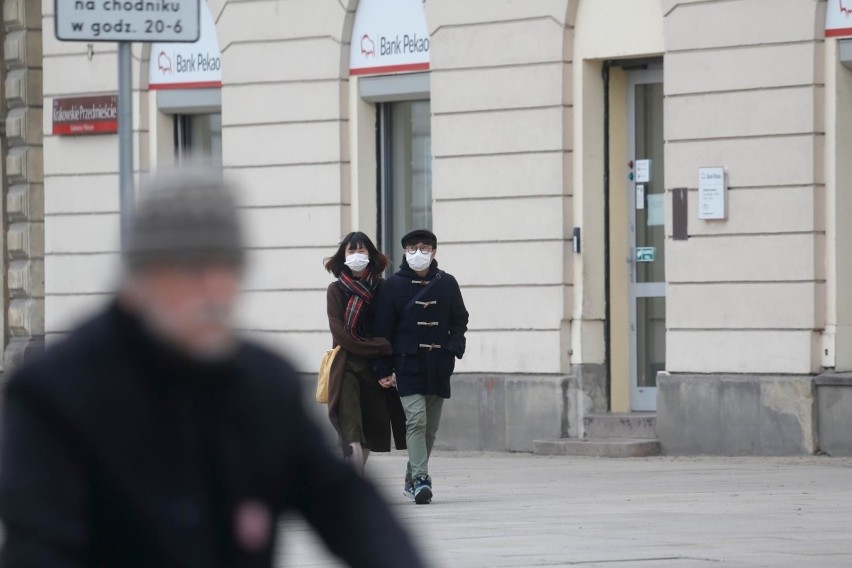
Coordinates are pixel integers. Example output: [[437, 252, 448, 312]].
[[0, 302, 424, 568], [373, 260, 469, 398], [326, 281, 407, 453]]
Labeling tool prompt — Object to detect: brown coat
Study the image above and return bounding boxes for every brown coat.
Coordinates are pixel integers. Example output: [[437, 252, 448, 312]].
[[326, 281, 407, 452]]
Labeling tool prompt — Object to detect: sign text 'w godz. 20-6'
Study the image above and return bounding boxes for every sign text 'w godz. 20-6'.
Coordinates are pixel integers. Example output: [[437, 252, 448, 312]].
[[55, 0, 200, 43]]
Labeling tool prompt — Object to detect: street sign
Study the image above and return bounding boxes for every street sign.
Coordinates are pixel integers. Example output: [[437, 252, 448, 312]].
[[53, 95, 118, 135], [636, 247, 656, 263], [55, 0, 200, 43], [54, 0, 203, 250]]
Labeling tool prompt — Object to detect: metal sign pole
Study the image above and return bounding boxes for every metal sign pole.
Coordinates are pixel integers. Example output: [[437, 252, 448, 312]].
[[55, 1, 201, 249], [118, 42, 134, 250]]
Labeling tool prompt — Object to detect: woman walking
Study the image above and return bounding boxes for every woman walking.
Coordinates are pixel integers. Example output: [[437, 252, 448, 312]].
[[324, 232, 407, 474]]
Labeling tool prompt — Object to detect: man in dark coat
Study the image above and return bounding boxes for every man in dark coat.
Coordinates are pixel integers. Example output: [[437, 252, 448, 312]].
[[0, 167, 426, 568], [374, 229, 469, 505]]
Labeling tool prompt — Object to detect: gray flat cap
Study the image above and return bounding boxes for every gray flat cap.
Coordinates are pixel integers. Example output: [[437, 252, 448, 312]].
[[124, 166, 244, 270]]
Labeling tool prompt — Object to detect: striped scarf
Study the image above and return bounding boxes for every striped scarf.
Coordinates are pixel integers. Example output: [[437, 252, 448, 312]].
[[338, 270, 377, 340]]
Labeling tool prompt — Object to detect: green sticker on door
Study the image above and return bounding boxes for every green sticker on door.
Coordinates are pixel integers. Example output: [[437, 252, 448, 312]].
[[636, 247, 656, 262]]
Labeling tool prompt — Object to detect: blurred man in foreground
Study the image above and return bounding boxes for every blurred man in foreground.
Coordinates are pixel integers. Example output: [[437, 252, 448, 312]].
[[0, 167, 426, 568]]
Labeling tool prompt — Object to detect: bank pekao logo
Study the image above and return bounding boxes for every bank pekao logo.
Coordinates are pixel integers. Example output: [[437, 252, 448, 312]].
[[360, 34, 376, 58], [842, 0, 852, 15], [158, 51, 172, 74]]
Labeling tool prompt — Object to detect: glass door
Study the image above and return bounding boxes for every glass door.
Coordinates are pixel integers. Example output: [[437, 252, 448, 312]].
[[627, 68, 665, 411], [378, 100, 432, 268]]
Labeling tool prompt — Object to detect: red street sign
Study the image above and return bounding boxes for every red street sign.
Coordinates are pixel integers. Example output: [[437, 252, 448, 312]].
[[52, 95, 118, 136]]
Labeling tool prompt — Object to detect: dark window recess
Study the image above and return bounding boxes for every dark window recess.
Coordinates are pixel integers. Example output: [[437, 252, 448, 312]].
[[173, 113, 222, 166], [377, 100, 432, 269]]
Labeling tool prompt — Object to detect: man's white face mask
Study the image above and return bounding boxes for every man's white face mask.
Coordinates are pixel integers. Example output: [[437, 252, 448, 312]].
[[405, 250, 433, 272]]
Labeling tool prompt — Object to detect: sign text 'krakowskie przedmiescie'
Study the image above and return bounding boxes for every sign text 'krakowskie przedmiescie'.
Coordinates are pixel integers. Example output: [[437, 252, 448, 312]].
[[52, 95, 119, 136]]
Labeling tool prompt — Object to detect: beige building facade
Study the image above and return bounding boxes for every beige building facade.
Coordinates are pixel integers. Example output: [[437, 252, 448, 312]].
[[25, 0, 852, 454]]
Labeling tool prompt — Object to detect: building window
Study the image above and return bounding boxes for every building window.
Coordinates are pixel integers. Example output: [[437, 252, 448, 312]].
[[174, 113, 222, 166], [378, 100, 432, 265]]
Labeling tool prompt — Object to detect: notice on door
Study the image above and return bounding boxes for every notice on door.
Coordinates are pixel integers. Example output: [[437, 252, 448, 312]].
[[55, 0, 200, 43], [698, 167, 726, 220], [646, 194, 665, 227], [636, 247, 656, 263], [635, 159, 651, 183]]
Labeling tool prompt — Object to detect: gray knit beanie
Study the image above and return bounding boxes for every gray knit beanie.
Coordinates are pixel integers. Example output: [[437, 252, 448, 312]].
[[124, 166, 244, 270]]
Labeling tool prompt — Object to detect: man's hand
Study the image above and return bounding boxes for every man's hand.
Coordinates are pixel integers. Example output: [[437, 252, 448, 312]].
[[378, 375, 396, 389]]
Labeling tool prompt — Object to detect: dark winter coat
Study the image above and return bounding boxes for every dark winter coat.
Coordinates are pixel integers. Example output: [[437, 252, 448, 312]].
[[325, 281, 407, 453], [0, 302, 424, 568], [373, 260, 469, 398]]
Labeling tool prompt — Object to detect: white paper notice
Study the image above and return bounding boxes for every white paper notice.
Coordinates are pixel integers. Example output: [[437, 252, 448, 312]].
[[698, 167, 726, 220], [647, 194, 664, 226], [635, 160, 651, 183], [636, 185, 645, 210]]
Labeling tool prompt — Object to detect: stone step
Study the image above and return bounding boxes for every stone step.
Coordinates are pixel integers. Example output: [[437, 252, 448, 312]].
[[584, 412, 656, 439], [533, 437, 661, 458]]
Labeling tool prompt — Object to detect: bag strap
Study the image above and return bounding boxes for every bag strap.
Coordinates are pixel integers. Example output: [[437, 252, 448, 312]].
[[404, 271, 443, 311]]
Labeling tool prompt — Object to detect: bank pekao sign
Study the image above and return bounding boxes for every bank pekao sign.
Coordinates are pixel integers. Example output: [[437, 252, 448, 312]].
[[349, 0, 430, 76], [827, 0, 852, 37], [149, 1, 220, 89]]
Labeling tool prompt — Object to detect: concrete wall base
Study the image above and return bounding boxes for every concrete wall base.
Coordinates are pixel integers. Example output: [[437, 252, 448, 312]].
[[299, 366, 609, 453], [658, 374, 817, 456], [437, 374, 565, 452], [437, 365, 607, 452], [815, 372, 852, 457]]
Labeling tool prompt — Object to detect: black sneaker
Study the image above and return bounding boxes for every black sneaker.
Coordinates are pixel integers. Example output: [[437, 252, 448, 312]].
[[413, 474, 432, 505], [403, 477, 414, 501]]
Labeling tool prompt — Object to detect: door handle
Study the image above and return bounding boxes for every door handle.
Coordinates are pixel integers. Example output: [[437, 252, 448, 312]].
[[627, 251, 635, 280]]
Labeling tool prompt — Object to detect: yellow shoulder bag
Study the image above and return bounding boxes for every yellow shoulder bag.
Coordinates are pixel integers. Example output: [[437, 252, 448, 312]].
[[316, 346, 341, 404]]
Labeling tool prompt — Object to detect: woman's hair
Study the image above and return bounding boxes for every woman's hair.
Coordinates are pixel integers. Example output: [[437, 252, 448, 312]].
[[324, 232, 390, 277]]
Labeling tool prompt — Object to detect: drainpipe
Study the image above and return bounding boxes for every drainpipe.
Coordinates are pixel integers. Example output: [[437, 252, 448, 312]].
[[602, 61, 612, 411]]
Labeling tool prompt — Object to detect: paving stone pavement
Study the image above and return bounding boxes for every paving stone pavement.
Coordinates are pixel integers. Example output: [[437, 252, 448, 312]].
[[274, 451, 852, 568]]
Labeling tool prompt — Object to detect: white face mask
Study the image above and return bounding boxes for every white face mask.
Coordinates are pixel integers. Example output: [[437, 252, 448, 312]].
[[406, 250, 433, 272], [344, 252, 370, 273]]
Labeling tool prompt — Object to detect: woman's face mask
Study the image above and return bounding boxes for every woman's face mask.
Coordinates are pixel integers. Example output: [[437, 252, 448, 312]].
[[344, 251, 370, 273]]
